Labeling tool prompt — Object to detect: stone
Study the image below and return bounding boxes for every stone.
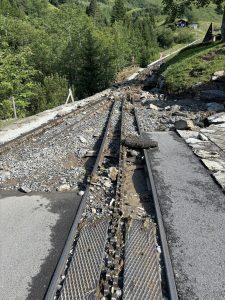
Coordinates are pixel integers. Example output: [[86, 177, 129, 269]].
[[174, 119, 194, 130], [177, 130, 199, 140], [20, 185, 31, 193], [56, 111, 67, 118], [207, 112, 225, 124], [57, 184, 70, 192], [149, 104, 159, 111], [201, 159, 225, 172], [206, 102, 224, 112], [104, 181, 111, 188], [199, 133, 208, 141], [108, 167, 118, 181], [193, 149, 219, 159], [0, 170, 11, 181], [78, 136, 87, 143], [130, 150, 139, 157], [212, 71, 225, 82], [171, 105, 181, 113], [164, 106, 171, 111], [78, 190, 85, 196], [213, 171, 225, 189], [200, 90, 225, 101], [186, 138, 201, 144]]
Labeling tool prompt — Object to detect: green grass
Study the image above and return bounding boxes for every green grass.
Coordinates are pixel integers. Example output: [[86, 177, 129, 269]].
[[159, 42, 225, 94]]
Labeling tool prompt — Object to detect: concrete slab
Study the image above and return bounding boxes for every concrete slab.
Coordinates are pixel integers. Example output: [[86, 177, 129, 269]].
[[0, 191, 81, 300], [148, 132, 225, 300]]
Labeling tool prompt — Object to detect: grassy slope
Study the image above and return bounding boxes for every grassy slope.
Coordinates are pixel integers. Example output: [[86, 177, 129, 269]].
[[159, 42, 225, 94]]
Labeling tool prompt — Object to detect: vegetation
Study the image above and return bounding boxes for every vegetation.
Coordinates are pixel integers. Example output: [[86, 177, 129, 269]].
[[0, 0, 224, 120], [159, 42, 225, 93], [0, 0, 161, 120]]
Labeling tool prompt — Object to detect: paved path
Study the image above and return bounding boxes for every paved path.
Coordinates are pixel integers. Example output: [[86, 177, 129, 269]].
[[0, 192, 81, 300], [148, 132, 225, 300]]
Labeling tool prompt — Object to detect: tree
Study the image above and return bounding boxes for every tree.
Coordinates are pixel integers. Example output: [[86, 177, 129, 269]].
[[0, 48, 37, 118], [163, 0, 225, 40], [86, 0, 98, 17], [111, 0, 126, 23]]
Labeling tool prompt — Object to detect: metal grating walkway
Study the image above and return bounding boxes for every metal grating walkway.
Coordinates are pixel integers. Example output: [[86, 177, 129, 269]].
[[59, 218, 109, 300], [123, 219, 162, 300]]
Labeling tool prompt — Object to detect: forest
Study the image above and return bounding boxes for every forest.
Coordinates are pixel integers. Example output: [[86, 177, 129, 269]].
[[0, 0, 223, 119]]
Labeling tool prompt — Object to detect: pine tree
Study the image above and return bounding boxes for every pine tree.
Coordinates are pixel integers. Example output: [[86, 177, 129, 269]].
[[86, 0, 98, 17], [111, 0, 126, 23]]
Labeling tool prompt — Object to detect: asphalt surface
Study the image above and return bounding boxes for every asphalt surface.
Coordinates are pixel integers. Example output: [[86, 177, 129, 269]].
[[0, 191, 81, 300], [148, 131, 225, 300]]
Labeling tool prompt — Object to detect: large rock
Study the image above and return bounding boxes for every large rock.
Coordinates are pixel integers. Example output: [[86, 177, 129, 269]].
[[201, 159, 225, 172], [200, 90, 225, 101], [207, 112, 225, 124], [57, 184, 70, 192], [174, 119, 195, 130], [212, 71, 225, 82]]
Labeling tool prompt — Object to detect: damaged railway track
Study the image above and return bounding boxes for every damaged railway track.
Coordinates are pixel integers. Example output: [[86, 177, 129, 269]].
[[44, 95, 178, 300]]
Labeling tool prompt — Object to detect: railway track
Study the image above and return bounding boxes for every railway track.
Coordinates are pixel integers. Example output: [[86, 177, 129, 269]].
[[43, 95, 178, 300], [0, 96, 109, 155]]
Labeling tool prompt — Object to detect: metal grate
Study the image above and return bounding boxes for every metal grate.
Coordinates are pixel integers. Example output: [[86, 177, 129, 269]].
[[123, 219, 162, 300], [59, 218, 109, 300]]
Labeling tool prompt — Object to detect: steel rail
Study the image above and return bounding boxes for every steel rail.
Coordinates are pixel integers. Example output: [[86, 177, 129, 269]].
[[44, 100, 117, 300], [0, 97, 107, 154], [132, 101, 179, 300]]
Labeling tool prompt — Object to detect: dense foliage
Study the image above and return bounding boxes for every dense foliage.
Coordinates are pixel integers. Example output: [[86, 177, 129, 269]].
[[0, 0, 161, 119]]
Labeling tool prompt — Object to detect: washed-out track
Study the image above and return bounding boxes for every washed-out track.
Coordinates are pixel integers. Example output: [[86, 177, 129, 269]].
[[40, 96, 178, 300]]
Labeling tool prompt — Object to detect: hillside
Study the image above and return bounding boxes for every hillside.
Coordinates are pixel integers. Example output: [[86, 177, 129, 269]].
[[159, 42, 225, 94]]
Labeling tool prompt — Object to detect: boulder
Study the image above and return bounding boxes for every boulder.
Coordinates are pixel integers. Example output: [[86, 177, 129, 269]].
[[207, 112, 225, 124], [200, 90, 225, 101], [78, 136, 87, 143], [20, 185, 31, 193], [212, 71, 225, 82], [174, 119, 194, 130]]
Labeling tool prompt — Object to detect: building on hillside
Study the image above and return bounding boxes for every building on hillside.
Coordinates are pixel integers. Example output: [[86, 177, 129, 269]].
[[189, 22, 199, 29], [175, 19, 189, 27]]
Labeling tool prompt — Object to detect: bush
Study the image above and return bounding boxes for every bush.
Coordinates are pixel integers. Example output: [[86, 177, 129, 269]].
[[157, 28, 174, 49], [174, 28, 195, 44]]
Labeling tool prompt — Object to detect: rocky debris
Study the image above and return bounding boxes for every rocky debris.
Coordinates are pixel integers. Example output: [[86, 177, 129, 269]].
[[149, 104, 159, 111], [200, 90, 225, 101], [177, 130, 199, 140], [57, 184, 71, 192], [174, 119, 195, 130], [212, 71, 225, 82], [129, 150, 139, 157], [20, 185, 32, 193], [0, 170, 11, 181], [206, 103, 224, 112], [78, 136, 87, 143], [143, 74, 158, 89], [56, 110, 68, 118], [207, 112, 225, 124], [186, 138, 203, 144], [108, 167, 118, 181], [0, 102, 109, 192]]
